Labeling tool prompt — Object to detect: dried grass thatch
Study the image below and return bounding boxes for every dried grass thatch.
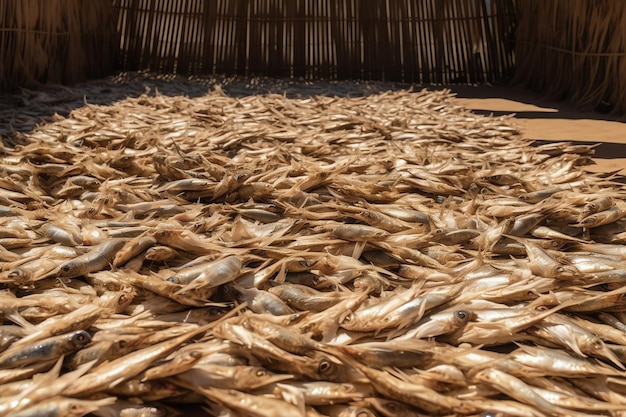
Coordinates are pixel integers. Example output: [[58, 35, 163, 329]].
[[114, 0, 516, 84], [0, 0, 118, 91], [515, 0, 626, 115]]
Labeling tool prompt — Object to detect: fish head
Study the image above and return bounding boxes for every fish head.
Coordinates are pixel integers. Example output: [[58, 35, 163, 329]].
[[582, 337, 625, 370], [317, 254, 339, 274], [339, 312, 363, 331], [198, 305, 232, 323], [454, 309, 474, 327], [65, 403, 92, 417], [153, 229, 181, 244], [312, 352, 367, 383], [57, 260, 81, 278], [554, 264, 580, 279], [241, 366, 293, 389], [166, 275, 181, 284], [112, 335, 143, 355], [6, 268, 30, 281], [142, 379, 185, 398], [366, 397, 416, 417], [66, 397, 117, 417], [70, 330, 92, 349], [112, 290, 136, 312]]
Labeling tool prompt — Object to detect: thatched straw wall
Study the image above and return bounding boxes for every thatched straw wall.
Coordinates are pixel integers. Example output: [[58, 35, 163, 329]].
[[0, 0, 118, 91], [515, 0, 626, 115], [114, 0, 517, 84]]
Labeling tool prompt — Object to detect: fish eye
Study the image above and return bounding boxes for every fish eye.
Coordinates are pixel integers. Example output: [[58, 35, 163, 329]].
[[318, 359, 333, 374], [384, 401, 400, 412], [301, 259, 317, 268], [117, 340, 127, 349], [217, 284, 235, 298], [456, 310, 469, 321], [61, 265, 72, 273], [73, 331, 90, 344], [8, 269, 23, 278], [255, 369, 267, 377], [340, 383, 356, 393]]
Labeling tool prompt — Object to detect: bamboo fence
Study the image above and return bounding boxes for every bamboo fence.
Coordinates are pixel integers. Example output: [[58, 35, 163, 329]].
[[0, 0, 118, 91], [515, 0, 626, 115], [2, 0, 625, 115], [113, 0, 517, 84]]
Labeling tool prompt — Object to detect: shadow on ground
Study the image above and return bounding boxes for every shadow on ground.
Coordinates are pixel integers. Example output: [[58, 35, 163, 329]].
[[1, 71, 418, 143], [444, 84, 626, 122]]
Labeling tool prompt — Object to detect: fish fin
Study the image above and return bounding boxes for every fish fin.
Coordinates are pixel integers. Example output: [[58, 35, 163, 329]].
[[107, 377, 128, 390], [509, 255, 526, 270], [5, 310, 36, 332], [30, 355, 64, 386]]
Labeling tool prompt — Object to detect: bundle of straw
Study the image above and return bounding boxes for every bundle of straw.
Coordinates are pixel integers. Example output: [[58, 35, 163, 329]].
[[0, 0, 118, 91], [515, 0, 626, 115]]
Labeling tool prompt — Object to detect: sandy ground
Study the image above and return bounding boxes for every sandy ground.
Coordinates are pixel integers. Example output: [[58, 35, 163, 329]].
[[447, 84, 626, 175]]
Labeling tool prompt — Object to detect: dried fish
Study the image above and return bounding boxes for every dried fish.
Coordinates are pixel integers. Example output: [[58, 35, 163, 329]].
[[43, 239, 127, 279], [0, 330, 91, 368], [0, 75, 625, 416]]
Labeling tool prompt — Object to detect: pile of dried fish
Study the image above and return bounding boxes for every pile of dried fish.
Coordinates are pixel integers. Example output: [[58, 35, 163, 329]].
[[2, 74, 626, 417]]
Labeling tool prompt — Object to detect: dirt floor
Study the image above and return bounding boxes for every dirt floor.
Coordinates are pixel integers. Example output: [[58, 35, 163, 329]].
[[448, 84, 626, 175]]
